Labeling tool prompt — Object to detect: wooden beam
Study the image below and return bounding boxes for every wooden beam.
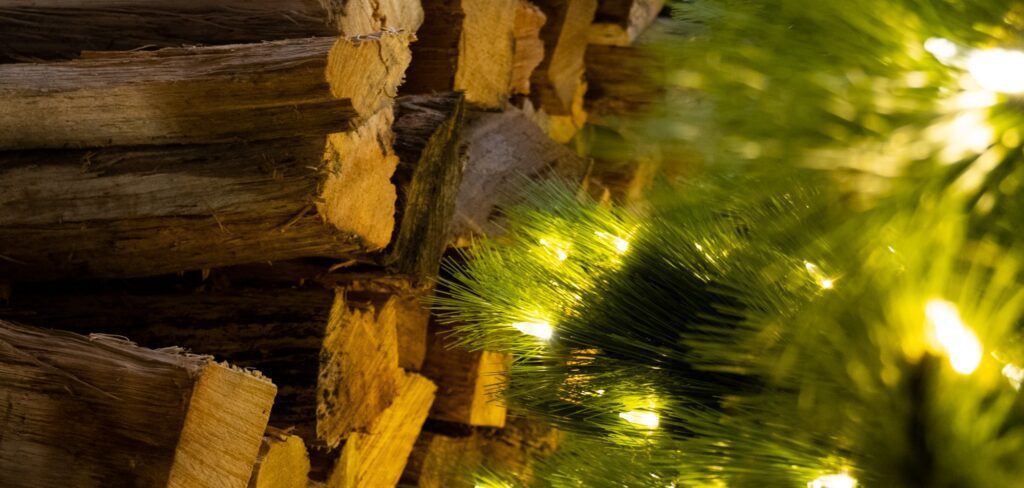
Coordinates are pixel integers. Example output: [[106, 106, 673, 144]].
[[0, 0, 423, 61], [0, 33, 411, 149], [423, 323, 510, 428], [388, 93, 467, 279], [1, 283, 404, 450], [0, 319, 276, 488], [449, 107, 587, 244], [0, 109, 398, 281], [248, 428, 312, 488], [589, 0, 665, 46], [326, 372, 437, 488], [403, 0, 518, 109]]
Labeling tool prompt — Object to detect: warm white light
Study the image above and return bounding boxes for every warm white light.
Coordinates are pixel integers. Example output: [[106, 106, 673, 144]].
[[925, 37, 958, 61], [595, 231, 630, 254], [925, 299, 983, 375], [556, 249, 568, 261], [1002, 363, 1024, 390], [512, 321, 553, 340], [804, 261, 835, 290], [966, 48, 1024, 94], [619, 410, 659, 428], [808, 473, 857, 488]]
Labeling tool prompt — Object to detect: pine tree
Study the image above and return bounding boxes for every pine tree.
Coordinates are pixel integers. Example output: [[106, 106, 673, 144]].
[[436, 1, 1024, 486]]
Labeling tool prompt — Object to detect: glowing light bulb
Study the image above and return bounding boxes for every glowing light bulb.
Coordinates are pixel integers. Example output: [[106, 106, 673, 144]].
[[966, 48, 1024, 94], [619, 410, 659, 428], [512, 321, 553, 340], [924, 38, 958, 61], [804, 261, 835, 290], [595, 231, 630, 254], [556, 249, 568, 261], [925, 299, 982, 375], [1002, 363, 1024, 390], [808, 473, 857, 488]]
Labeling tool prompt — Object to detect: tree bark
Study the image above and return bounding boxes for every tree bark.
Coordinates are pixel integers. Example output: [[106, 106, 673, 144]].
[[388, 93, 467, 279], [0, 109, 398, 281], [0, 34, 411, 149], [584, 17, 672, 126], [0, 319, 277, 488], [589, 0, 664, 46], [1, 283, 404, 450], [449, 107, 587, 244], [0, 0, 423, 62], [423, 322, 510, 428], [403, 0, 518, 109]]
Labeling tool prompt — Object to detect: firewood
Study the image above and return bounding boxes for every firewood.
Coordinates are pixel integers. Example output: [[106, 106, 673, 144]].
[[0, 107, 398, 281], [248, 428, 312, 488], [589, 0, 665, 45], [511, 1, 548, 95], [0, 319, 276, 488], [326, 372, 437, 488], [403, 0, 518, 109], [529, 0, 597, 116], [0, 34, 411, 149], [423, 323, 510, 428], [584, 17, 674, 127], [0, 0, 423, 61], [388, 93, 467, 279], [1, 283, 404, 450], [401, 416, 562, 488], [449, 107, 588, 244]]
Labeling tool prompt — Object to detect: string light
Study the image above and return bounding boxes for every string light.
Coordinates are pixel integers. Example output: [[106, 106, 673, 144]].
[[595, 231, 630, 253], [925, 299, 982, 375], [619, 410, 660, 428], [804, 261, 835, 290], [512, 321, 553, 340], [807, 473, 857, 488], [966, 48, 1024, 94], [1002, 363, 1024, 390], [924, 37, 958, 61]]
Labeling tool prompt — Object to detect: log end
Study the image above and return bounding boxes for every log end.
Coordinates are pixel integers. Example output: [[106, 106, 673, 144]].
[[327, 32, 414, 119], [248, 429, 311, 488]]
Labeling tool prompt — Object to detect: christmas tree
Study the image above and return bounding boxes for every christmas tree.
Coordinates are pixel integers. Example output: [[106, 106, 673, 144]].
[[436, 1, 1024, 486]]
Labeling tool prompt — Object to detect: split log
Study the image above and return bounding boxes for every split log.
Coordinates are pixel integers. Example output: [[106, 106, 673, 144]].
[[589, 0, 665, 45], [0, 0, 423, 62], [401, 416, 562, 488], [450, 107, 588, 244], [511, 1, 548, 96], [0, 108, 398, 281], [326, 372, 437, 488], [584, 18, 675, 127], [403, 0, 518, 109], [1, 283, 404, 450], [529, 0, 597, 116], [0, 319, 276, 488], [388, 93, 467, 279], [0, 34, 411, 149], [423, 323, 510, 428], [248, 428, 312, 488]]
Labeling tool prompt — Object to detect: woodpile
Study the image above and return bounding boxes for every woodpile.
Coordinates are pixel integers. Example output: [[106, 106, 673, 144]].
[[0, 1, 670, 485]]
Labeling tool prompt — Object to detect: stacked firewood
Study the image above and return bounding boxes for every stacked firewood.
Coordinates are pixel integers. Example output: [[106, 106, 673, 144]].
[[0, 1, 667, 487]]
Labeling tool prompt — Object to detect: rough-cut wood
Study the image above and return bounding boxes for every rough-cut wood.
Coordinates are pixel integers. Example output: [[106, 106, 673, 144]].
[[0, 0, 423, 62], [529, 0, 597, 115], [511, 0, 548, 95], [0, 34, 411, 149], [1, 284, 403, 450], [0, 109, 398, 281], [584, 18, 673, 126], [389, 93, 467, 279], [327, 372, 437, 488], [449, 107, 588, 243], [423, 324, 509, 427], [403, 0, 517, 109], [589, 0, 665, 45], [401, 416, 562, 488], [0, 319, 276, 488], [248, 428, 311, 488]]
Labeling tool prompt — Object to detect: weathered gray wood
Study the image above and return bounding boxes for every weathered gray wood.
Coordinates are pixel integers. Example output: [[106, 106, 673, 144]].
[[1, 283, 404, 451], [0, 109, 398, 281], [450, 107, 587, 243], [0, 319, 277, 488], [0, 0, 423, 61], [0, 34, 411, 149], [388, 93, 467, 279]]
